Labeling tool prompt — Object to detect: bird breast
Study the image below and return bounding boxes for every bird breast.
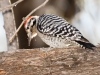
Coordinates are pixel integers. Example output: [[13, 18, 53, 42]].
[[36, 29, 78, 48]]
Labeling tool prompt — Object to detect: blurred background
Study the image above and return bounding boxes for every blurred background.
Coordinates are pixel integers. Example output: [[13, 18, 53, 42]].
[[0, 0, 100, 51], [0, 12, 7, 51]]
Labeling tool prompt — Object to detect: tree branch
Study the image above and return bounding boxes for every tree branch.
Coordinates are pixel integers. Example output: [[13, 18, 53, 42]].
[[9, 0, 49, 43], [0, 0, 24, 11], [0, 47, 100, 75]]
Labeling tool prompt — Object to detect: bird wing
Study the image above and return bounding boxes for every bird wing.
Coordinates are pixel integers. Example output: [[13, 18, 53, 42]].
[[37, 14, 89, 43], [37, 14, 95, 49]]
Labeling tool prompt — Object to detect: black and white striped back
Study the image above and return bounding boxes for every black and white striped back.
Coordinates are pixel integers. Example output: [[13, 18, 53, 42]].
[[36, 14, 95, 49]]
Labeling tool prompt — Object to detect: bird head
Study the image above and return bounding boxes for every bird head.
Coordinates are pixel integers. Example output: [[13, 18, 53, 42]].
[[24, 16, 39, 46]]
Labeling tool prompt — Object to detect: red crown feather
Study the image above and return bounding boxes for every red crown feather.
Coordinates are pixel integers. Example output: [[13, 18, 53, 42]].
[[24, 16, 33, 27]]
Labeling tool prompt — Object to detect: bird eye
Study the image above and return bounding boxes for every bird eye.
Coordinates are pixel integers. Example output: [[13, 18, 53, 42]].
[[27, 27, 29, 29]]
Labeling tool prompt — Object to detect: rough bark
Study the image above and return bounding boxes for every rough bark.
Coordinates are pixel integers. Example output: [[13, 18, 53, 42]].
[[0, 0, 18, 50], [0, 47, 100, 75]]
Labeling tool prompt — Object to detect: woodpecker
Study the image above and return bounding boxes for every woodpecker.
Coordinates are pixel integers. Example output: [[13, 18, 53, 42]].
[[24, 14, 95, 49]]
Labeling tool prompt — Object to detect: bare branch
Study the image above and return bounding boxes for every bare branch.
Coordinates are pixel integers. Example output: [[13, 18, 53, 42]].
[[9, 0, 49, 43], [0, 0, 24, 11], [26, 0, 49, 17]]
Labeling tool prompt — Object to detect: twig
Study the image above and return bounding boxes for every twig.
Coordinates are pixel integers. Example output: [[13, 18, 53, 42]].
[[0, 0, 24, 11], [9, 0, 49, 42]]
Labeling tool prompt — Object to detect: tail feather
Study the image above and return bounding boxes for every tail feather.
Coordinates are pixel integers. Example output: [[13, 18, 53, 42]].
[[75, 41, 95, 50]]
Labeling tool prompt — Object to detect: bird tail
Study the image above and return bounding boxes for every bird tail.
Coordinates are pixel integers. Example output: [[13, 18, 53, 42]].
[[75, 41, 95, 50]]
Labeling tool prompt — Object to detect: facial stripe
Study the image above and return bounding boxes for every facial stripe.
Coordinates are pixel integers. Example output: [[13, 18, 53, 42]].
[[24, 16, 33, 27]]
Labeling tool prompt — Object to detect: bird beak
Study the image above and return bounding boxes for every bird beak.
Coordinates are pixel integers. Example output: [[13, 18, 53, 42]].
[[28, 33, 32, 46], [27, 31, 37, 46]]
